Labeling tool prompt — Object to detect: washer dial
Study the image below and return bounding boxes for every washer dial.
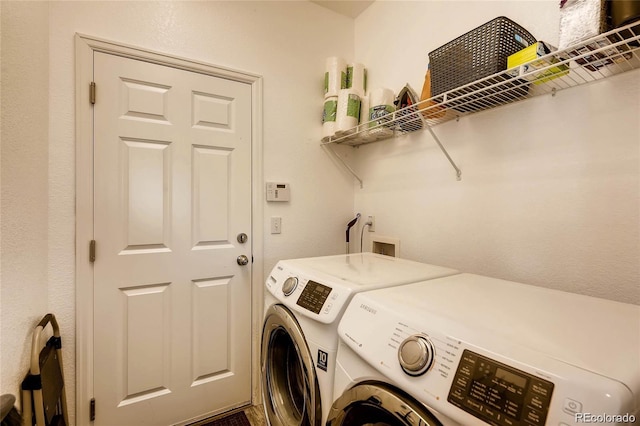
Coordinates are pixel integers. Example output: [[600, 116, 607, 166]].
[[398, 334, 435, 376], [282, 277, 298, 296]]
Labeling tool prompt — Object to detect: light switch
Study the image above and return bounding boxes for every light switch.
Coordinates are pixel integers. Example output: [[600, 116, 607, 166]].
[[271, 217, 282, 234]]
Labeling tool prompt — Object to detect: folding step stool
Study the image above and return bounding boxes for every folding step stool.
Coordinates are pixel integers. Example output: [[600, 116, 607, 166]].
[[21, 314, 69, 426]]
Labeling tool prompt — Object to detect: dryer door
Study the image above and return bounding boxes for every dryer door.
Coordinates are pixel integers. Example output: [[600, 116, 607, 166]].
[[327, 381, 443, 426], [261, 304, 321, 426]]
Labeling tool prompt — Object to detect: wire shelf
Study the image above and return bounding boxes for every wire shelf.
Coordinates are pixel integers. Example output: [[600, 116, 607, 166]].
[[322, 21, 640, 147]]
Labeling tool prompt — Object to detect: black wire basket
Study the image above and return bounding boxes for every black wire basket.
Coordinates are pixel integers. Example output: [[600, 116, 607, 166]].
[[428, 16, 536, 112]]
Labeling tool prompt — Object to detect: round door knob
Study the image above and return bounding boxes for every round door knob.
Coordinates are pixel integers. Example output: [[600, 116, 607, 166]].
[[237, 255, 249, 266], [282, 277, 298, 296], [398, 334, 434, 376]]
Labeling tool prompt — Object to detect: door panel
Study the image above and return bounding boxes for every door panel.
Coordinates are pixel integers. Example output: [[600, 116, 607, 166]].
[[122, 283, 171, 401], [192, 278, 230, 381], [192, 146, 231, 246], [93, 52, 252, 425], [122, 138, 171, 249]]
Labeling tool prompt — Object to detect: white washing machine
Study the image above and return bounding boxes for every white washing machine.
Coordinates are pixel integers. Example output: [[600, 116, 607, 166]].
[[261, 252, 459, 426], [330, 273, 640, 426]]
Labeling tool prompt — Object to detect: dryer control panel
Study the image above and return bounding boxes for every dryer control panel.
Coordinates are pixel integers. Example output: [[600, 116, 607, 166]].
[[448, 349, 554, 426]]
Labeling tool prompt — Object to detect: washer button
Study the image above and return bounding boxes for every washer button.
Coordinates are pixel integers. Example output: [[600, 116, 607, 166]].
[[562, 398, 582, 415]]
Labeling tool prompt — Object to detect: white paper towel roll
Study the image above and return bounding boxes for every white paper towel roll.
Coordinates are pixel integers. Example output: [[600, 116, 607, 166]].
[[359, 94, 370, 125], [357, 94, 374, 142], [322, 96, 338, 142], [347, 63, 366, 95], [325, 57, 346, 98], [368, 88, 395, 129], [336, 89, 361, 135]]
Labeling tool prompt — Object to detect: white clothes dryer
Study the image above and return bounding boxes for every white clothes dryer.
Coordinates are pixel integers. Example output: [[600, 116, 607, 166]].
[[329, 273, 640, 426], [261, 253, 459, 426]]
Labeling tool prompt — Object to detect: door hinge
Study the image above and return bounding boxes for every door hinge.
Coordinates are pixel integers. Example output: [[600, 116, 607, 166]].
[[90, 240, 96, 263], [90, 398, 96, 421], [90, 82, 96, 104]]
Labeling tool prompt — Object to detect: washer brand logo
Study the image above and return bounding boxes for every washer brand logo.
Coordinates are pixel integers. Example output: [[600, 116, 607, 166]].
[[317, 350, 328, 371], [360, 304, 377, 315]]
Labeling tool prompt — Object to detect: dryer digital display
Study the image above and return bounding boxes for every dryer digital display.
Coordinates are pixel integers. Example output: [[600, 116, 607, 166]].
[[296, 280, 332, 314], [448, 350, 554, 426]]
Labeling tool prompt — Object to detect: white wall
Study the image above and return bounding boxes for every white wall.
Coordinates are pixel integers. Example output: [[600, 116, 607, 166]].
[[1, 0, 50, 409], [2, 1, 356, 422], [353, 1, 640, 304]]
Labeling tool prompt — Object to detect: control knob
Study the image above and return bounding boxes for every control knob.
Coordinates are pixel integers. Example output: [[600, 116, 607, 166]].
[[398, 334, 435, 376], [282, 277, 298, 296]]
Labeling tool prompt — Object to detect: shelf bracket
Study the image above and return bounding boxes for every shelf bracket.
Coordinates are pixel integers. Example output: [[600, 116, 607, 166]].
[[426, 126, 462, 181], [322, 144, 364, 189]]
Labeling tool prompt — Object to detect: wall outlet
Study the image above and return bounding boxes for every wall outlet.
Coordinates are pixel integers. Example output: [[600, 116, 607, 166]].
[[367, 215, 375, 232]]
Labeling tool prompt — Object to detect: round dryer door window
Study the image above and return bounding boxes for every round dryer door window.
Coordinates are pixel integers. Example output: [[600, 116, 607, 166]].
[[261, 304, 321, 426], [327, 381, 443, 426]]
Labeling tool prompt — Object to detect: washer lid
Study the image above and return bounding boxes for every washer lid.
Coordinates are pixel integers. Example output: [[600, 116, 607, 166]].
[[282, 252, 458, 290]]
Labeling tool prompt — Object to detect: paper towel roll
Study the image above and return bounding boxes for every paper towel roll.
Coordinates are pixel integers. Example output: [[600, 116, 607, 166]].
[[325, 57, 346, 98], [336, 89, 361, 135], [357, 94, 375, 142], [322, 96, 338, 142], [368, 88, 395, 129], [347, 63, 366, 95], [359, 94, 370, 125]]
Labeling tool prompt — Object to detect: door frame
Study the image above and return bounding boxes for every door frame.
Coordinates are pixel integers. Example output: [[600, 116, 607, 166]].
[[75, 33, 264, 425]]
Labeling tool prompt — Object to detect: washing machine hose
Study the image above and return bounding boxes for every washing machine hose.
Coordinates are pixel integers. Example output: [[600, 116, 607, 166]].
[[345, 214, 360, 254]]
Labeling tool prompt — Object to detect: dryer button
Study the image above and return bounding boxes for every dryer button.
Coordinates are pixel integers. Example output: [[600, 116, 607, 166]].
[[562, 398, 582, 415]]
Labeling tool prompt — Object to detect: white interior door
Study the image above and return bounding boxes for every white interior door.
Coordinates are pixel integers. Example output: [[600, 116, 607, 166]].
[[92, 51, 252, 426]]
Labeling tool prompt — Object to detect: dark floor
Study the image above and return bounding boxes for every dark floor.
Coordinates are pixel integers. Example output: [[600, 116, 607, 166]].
[[189, 405, 266, 426]]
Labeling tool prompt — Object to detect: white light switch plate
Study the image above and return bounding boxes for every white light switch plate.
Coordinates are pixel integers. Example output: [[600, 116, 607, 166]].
[[271, 217, 282, 234]]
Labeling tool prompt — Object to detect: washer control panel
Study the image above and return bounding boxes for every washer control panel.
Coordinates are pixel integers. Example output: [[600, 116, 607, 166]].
[[448, 350, 554, 426], [266, 262, 349, 324], [296, 280, 332, 314]]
